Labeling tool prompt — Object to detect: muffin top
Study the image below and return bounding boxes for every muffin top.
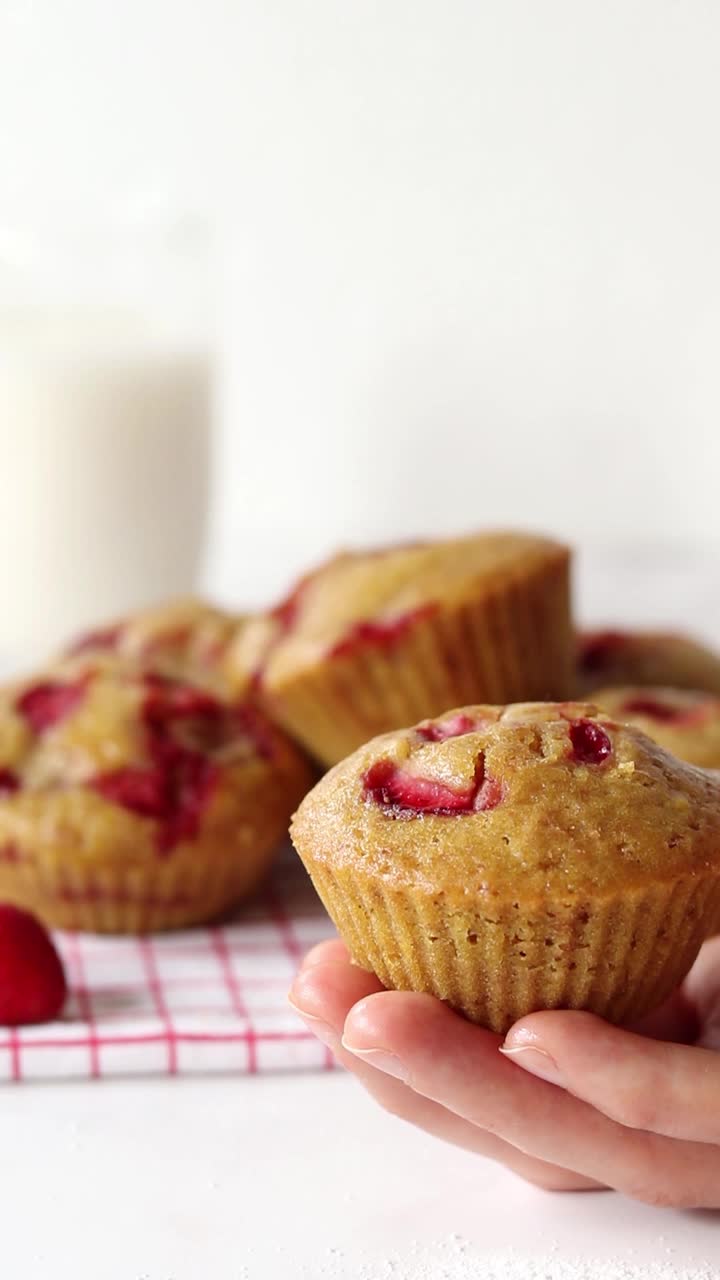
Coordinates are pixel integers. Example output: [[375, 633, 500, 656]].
[[291, 701, 720, 902], [0, 656, 308, 862], [590, 686, 720, 770], [66, 597, 246, 694], [578, 629, 720, 695], [263, 532, 569, 685]]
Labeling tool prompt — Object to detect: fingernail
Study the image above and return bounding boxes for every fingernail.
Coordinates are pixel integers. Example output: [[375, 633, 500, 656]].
[[499, 1043, 564, 1087], [287, 993, 338, 1050], [340, 1037, 409, 1082]]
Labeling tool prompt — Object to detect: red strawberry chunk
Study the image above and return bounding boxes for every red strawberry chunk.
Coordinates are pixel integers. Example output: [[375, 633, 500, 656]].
[[569, 719, 612, 765], [577, 630, 627, 674], [363, 753, 503, 816], [142, 675, 222, 723], [92, 767, 169, 818], [417, 714, 478, 742], [0, 904, 66, 1026], [91, 674, 256, 852], [271, 562, 326, 634], [156, 754, 218, 854], [68, 624, 123, 656], [234, 704, 277, 760], [620, 696, 709, 727], [474, 773, 506, 811], [329, 604, 436, 660], [16, 676, 89, 734], [92, 751, 219, 854], [0, 770, 20, 796]]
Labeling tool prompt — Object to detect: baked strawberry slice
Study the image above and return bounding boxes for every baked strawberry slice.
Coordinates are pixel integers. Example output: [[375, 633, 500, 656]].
[[0, 770, 19, 796], [142, 676, 222, 726], [569, 719, 613, 765], [92, 767, 169, 818], [363, 754, 503, 816], [67, 623, 123, 656], [91, 750, 219, 854], [416, 714, 478, 742], [577, 630, 628, 675], [0, 904, 66, 1026], [16, 675, 89, 734], [620, 696, 710, 727], [156, 753, 218, 853], [329, 604, 437, 660]]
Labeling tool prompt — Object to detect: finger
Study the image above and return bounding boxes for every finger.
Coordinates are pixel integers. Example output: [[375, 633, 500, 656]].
[[344, 991, 720, 1207], [297, 937, 349, 972], [627, 986, 699, 1044], [290, 959, 596, 1191], [345, 1045, 599, 1192], [684, 936, 720, 1051], [289, 954, 385, 1053], [504, 1009, 720, 1145]]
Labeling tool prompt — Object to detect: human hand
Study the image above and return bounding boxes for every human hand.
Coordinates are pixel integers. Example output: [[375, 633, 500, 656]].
[[289, 936, 720, 1206]]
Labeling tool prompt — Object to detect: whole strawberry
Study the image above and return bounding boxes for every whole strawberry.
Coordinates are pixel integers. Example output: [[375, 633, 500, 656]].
[[0, 905, 67, 1025]]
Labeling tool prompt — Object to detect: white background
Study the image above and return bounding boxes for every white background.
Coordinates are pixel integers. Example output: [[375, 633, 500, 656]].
[[2, 1, 720, 616], [2, 11, 720, 1274], [4, 1071, 720, 1279]]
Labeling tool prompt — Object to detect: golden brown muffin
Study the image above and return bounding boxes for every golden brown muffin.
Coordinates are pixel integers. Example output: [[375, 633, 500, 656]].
[[259, 532, 573, 766], [291, 701, 720, 1032], [66, 597, 248, 695], [0, 657, 313, 932], [222, 612, 280, 698], [578, 629, 720, 695], [590, 686, 720, 770]]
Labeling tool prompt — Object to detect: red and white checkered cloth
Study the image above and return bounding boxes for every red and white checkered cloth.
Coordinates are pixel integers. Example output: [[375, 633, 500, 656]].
[[0, 846, 337, 1082]]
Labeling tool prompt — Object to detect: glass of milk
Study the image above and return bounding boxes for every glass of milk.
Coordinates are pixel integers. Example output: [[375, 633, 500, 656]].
[[0, 210, 213, 669]]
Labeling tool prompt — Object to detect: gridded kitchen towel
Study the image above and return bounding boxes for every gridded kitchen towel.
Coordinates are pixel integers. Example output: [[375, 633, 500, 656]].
[[0, 846, 337, 1082]]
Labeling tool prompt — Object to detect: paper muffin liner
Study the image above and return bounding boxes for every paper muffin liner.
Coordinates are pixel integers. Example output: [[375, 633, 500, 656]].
[[266, 552, 572, 766], [0, 842, 280, 934], [301, 857, 720, 1032]]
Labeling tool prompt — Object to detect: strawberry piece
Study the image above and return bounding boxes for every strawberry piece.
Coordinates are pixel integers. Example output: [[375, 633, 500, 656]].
[[417, 714, 477, 742], [92, 752, 219, 855], [0, 904, 66, 1026], [577, 630, 627, 675], [142, 677, 222, 728], [363, 753, 503, 816], [271, 564, 322, 634], [234, 704, 277, 760], [68, 624, 123, 656], [92, 767, 169, 818], [155, 753, 218, 854], [329, 604, 436, 661], [620, 696, 709, 727], [0, 770, 19, 796], [92, 674, 259, 852], [474, 773, 506, 811], [569, 719, 612, 765], [16, 676, 89, 734]]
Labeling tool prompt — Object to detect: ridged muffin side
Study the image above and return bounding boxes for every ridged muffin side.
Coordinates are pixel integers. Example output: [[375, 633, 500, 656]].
[[262, 531, 574, 766], [0, 657, 313, 933], [291, 702, 720, 1032]]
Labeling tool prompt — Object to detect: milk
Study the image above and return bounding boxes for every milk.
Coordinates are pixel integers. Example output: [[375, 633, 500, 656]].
[[0, 332, 211, 667]]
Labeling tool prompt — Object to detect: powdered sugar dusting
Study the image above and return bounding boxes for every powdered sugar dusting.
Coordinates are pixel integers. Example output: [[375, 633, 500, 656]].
[[299, 1237, 716, 1280]]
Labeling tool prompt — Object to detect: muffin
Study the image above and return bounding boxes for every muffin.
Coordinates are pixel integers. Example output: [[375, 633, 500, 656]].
[[223, 611, 283, 697], [66, 597, 251, 696], [0, 657, 313, 932], [578, 629, 720, 696], [590, 686, 720, 770], [259, 531, 573, 766], [291, 701, 720, 1032]]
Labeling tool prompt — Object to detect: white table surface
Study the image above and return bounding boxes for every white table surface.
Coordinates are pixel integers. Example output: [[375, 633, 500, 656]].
[[2, 1070, 719, 1279], [4, 547, 720, 1278]]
